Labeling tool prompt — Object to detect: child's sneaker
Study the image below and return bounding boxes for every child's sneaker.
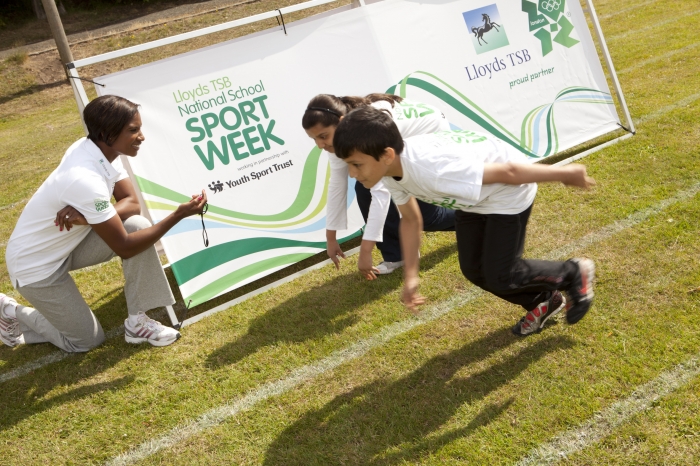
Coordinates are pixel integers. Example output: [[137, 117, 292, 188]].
[[0, 293, 23, 348], [375, 261, 404, 274], [124, 313, 181, 347], [512, 290, 566, 336], [565, 258, 595, 324]]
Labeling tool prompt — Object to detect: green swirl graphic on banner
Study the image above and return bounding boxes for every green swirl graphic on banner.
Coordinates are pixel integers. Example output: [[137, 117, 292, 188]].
[[135, 146, 325, 224], [175, 230, 362, 306], [187, 253, 314, 306], [173, 237, 332, 284], [387, 71, 613, 158]]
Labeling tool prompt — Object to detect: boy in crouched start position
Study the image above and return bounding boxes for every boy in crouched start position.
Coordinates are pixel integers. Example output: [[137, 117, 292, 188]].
[[332, 106, 595, 335]]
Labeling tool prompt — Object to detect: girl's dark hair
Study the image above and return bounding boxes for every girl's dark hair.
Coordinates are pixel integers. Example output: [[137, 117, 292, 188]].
[[333, 106, 404, 160], [301, 93, 403, 130], [83, 95, 140, 146]]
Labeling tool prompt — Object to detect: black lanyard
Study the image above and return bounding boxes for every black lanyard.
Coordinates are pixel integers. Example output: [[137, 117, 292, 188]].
[[200, 202, 209, 247]]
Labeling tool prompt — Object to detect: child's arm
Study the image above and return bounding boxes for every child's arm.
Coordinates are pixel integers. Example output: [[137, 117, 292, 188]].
[[358, 185, 392, 280], [396, 197, 425, 314], [326, 155, 350, 269], [326, 229, 346, 269], [482, 162, 595, 188]]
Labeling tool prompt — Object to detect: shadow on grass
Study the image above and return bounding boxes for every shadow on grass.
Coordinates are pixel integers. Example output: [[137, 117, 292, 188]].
[[1, 374, 136, 430], [0, 80, 66, 106], [0, 291, 152, 430], [205, 243, 457, 369], [263, 327, 575, 466]]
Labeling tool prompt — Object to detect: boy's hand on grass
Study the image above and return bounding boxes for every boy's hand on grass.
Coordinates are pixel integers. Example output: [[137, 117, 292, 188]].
[[327, 238, 345, 270], [357, 251, 379, 280], [402, 277, 425, 314], [358, 240, 379, 280], [563, 164, 596, 189]]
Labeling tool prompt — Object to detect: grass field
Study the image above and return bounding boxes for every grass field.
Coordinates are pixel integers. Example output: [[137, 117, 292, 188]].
[[1, 0, 700, 464]]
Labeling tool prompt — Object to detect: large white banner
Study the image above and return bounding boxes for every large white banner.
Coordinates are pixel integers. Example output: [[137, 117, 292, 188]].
[[97, 0, 620, 306]]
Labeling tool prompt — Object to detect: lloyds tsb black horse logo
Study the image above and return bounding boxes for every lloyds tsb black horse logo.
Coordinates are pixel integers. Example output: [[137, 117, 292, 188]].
[[471, 13, 501, 46]]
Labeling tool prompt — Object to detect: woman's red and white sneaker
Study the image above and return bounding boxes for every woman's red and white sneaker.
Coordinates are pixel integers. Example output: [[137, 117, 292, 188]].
[[124, 313, 181, 347], [512, 291, 566, 336]]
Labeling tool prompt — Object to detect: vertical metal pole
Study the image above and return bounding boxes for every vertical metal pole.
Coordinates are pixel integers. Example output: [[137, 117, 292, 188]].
[[41, 0, 90, 127], [40, 0, 72, 71], [66, 65, 89, 134], [584, 0, 635, 133]]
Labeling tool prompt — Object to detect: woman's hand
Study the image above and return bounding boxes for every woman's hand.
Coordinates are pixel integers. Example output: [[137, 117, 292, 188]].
[[175, 190, 208, 218], [55, 206, 87, 231]]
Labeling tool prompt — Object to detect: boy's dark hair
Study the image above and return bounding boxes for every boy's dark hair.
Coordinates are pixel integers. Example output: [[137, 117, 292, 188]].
[[301, 93, 403, 130], [83, 95, 140, 146], [333, 106, 404, 160]]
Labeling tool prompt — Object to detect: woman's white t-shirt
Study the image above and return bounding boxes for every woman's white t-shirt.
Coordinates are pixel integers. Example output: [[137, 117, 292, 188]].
[[326, 99, 450, 241], [5, 138, 128, 287], [382, 131, 537, 215]]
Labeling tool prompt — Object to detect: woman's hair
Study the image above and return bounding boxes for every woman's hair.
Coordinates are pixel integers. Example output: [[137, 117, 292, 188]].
[[333, 106, 404, 160], [301, 93, 403, 129], [83, 95, 140, 146]]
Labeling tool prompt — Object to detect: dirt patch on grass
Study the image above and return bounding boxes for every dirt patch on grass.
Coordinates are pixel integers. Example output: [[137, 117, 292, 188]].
[[24, 52, 65, 85]]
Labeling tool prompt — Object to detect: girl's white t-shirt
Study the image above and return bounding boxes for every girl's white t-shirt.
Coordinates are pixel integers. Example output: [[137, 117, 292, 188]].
[[326, 99, 449, 241], [382, 131, 537, 215]]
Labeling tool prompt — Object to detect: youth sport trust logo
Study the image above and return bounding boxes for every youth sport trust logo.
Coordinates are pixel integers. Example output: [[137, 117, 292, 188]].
[[522, 0, 579, 56], [462, 4, 509, 55]]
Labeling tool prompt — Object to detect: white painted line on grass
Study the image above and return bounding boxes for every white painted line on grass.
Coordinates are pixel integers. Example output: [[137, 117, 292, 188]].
[[598, 0, 658, 21], [544, 181, 700, 261], [0, 198, 27, 212], [105, 181, 700, 466], [618, 43, 700, 75], [0, 351, 69, 384], [0, 325, 125, 384], [634, 91, 700, 126], [515, 356, 700, 465], [609, 10, 700, 41]]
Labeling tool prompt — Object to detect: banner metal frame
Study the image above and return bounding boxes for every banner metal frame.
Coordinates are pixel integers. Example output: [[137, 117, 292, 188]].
[[63, 0, 634, 328]]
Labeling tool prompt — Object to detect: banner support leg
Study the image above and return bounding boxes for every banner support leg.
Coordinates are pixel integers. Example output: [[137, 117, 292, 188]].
[[66, 64, 90, 134], [583, 0, 635, 134], [165, 305, 179, 327]]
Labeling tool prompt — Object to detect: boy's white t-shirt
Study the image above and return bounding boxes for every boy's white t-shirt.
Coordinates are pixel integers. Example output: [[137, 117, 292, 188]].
[[5, 138, 128, 287], [326, 99, 450, 241], [382, 131, 537, 215]]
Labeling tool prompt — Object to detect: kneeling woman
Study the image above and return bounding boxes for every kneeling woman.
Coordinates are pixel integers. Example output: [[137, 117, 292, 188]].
[[1, 95, 207, 352], [302, 93, 455, 279]]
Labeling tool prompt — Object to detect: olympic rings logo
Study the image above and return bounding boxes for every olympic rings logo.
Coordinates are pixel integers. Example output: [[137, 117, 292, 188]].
[[541, 0, 561, 12]]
